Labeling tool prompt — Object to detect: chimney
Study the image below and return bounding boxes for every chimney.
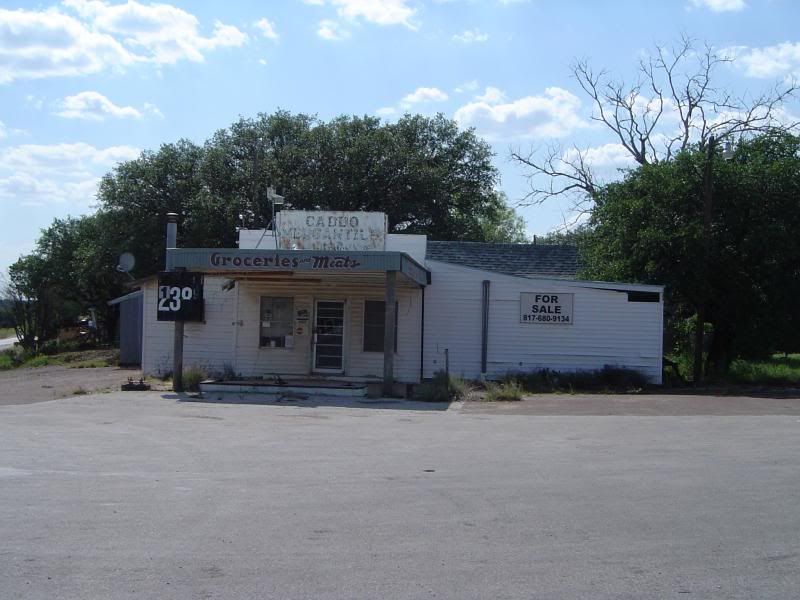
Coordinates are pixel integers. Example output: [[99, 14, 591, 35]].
[[166, 212, 178, 270]]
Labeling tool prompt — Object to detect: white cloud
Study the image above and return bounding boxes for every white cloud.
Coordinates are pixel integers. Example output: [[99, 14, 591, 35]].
[[400, 87, 449, 107], [375, 86, 449, 118], [454, 80, 479, 94], [63, 0, 247, 63], [725, 42, 800, 78], [454, 86, 589, 140], [452, 28, 488, 44], [0, 1, 247, 83], [0, 121, 6, 139], [0, 142, 139, 206], [54, 91, 145, 120], [254, 17, 278, 41], [0, 7, 135, 83], [26, 95, 44, 110], [689, 0, 746, 12], [142, 102, 163, 118], [474, 86, 506, 104], [317, 19, 350, 41], [309, 0, 416, 29], [562, 143, 636, 169]]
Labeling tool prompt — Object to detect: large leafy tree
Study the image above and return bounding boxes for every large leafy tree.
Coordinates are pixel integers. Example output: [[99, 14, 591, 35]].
[[9, 111, 526, 343], [582, 132, 800, 373]]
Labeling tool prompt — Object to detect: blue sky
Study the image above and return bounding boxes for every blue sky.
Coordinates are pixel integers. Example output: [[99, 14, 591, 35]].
[[1, 0, 799, 274]]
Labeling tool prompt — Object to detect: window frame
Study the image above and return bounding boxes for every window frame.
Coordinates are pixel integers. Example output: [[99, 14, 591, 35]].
[[259, 296, 294, 349], [362, 299, 398, 354]]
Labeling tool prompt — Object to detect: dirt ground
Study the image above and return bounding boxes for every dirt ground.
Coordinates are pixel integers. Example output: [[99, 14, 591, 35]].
[[0, 365, 142, 406], [464, 390, 800, 416]]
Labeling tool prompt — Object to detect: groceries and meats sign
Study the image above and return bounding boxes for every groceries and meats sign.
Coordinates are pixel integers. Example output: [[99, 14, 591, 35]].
[[520, 293, 574, 325], [209, 252, 362, 270]]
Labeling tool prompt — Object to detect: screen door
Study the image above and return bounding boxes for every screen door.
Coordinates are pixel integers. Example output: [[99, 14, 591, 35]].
[[313, 300, 345, 372]]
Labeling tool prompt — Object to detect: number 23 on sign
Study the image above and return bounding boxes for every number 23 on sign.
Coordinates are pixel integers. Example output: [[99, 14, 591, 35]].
[[158, 286, 193, 312]]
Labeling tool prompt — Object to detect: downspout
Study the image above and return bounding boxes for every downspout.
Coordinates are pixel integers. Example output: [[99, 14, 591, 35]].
[[419, 286, 425, 382], [481, 280, 490, 377]]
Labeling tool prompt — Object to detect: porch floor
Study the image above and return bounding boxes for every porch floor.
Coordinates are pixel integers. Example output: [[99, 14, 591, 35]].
[[199, 377, 372, 397]]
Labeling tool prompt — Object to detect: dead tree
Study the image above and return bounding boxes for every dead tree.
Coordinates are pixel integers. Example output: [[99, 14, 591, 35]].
[[511, 35, 798, 215]]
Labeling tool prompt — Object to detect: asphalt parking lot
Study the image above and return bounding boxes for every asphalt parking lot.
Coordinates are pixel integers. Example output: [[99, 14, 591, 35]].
[[1, 391, 799, 599]]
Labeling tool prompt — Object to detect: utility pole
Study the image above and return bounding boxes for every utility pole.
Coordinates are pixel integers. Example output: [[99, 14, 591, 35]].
[[166, 213, 184, 392], [693, 135, 716, 385]]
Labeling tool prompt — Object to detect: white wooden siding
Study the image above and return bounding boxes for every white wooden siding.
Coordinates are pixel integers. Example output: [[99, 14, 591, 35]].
[[423, 261, 664, 383], [142, 277, 423, 383], [141, 276, 236, 377]]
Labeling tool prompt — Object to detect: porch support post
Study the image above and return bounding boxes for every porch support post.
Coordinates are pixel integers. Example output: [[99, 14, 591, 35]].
[[383, 270, 397, 397], [166, 212, 184, 393]]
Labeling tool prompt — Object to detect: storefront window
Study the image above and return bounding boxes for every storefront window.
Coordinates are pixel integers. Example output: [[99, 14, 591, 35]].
[[363, 300, 398, 353], [260, 297, 293, 348]]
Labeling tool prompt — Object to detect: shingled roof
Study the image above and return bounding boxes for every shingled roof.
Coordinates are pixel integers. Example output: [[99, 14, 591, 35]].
[[425, 241, 580, 279]]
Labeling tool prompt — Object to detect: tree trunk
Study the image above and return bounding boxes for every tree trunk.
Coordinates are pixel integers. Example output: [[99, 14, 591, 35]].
[[706, 325, 733, 377]]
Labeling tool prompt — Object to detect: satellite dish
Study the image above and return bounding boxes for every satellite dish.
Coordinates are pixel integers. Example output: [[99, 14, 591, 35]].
[[117, 252, 136, 273]]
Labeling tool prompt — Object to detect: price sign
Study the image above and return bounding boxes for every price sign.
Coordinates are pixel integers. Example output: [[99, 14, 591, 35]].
[[157, 272, 204, 322]]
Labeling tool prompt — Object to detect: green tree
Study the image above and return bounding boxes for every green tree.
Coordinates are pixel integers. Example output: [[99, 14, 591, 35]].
[[582, 132, 800, 374], [9, 111, 527, 344], [98, 110, 524, 272]]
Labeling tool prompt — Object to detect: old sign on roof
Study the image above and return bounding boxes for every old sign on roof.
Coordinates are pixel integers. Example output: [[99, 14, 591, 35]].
[[276, 211, 387, 251]]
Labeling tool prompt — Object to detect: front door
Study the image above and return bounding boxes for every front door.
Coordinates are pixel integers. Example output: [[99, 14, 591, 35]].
[[313, 300, 345, 373]]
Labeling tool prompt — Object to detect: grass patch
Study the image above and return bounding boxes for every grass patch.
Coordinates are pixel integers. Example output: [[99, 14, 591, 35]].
[[484, 380, 524, 401], [0, 327, 16, 339], [0, 352, 14, 370], [0, 348, 119, 370], [727, 354, 800, 386], [68, 359, 115, 369], [414, 371, 473, 402], [23, 354, 54, 368]]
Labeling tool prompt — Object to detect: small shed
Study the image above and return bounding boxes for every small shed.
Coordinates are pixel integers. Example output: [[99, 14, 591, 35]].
[[108, 290, 143, 366]]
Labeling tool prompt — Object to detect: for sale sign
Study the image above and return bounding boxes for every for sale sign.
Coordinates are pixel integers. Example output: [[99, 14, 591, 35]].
[[157, 272, 204, 322], [520, 292, 573, 325]]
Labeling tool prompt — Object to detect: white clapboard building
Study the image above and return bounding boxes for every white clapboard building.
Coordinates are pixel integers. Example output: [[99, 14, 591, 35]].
[[139, 211, 663, 394]]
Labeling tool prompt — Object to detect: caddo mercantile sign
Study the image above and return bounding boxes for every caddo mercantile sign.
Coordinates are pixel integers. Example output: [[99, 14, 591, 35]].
[[276, 210, 387, 251]]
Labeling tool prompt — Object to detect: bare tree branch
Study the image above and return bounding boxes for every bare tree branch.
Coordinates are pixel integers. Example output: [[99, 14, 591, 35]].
[[511, 36, 798, 213]]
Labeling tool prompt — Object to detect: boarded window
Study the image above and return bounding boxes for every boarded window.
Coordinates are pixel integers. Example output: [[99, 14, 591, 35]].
[[363, 300, 398, 353], [627, 291, 660, 303], [260, 297, 293, 348]]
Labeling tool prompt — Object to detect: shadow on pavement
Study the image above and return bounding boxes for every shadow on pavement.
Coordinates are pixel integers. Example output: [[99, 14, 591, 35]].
[[163, 393, 452, 412]]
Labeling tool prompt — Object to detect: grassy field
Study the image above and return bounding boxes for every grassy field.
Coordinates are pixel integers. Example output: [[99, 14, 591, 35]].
[[0, 348, 118, 371], [728, 354, 800, 386], [0, 327, 15, 339]]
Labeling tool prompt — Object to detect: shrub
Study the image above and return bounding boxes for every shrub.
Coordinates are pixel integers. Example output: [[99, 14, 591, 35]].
[[505, 366, 649, 394], [484, 380, 524, 401], [221, 362, 237, 381], [182, 367, 207, 392], [24, 355, 52, 368], [0, 351, 14, 370], [414, 370, 472, 402]]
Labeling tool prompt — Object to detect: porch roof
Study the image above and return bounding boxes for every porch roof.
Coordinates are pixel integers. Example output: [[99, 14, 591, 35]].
[[167, 248, 430, 287]]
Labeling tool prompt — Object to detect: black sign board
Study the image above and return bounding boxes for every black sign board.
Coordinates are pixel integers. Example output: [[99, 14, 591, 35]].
[[157, 272, 204, 322]]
